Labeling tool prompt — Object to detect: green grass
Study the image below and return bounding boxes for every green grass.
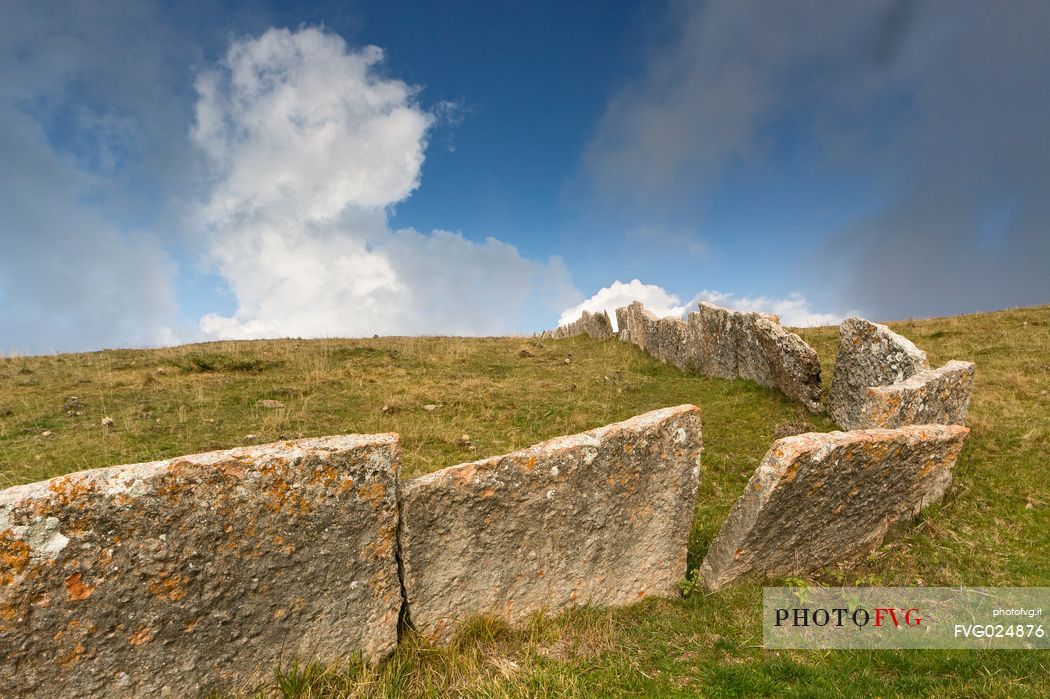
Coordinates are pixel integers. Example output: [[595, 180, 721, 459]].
[[2, 306, 1048, 697]]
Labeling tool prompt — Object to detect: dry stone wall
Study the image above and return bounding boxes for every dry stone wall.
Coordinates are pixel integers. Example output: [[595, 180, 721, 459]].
[[539, 310, 615, 339], [610, 301, 822, 411], [0, 435, 401, 697], [399, 405, 702, 642], [699, 425, 970, 591]]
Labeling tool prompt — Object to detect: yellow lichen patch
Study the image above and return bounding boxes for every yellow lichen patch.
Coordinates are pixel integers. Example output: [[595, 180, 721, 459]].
[[149, 573, 188, 602], [64, 572, 93, 601], [782, 462, 800, 482], [525, 456, 538, 471], [623, 442, 633, 453]]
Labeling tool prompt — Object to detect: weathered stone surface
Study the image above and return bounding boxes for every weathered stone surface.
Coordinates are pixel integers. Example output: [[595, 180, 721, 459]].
[[689, 303, 823, 411], [541, 310, 615, 340], [859, 360, 976, 428], [615, 302, 692, 369], [616, 301, 823, 411], [0, 435, 401, 697], [829, 317, 929, 429], [399, 405, 702, 642], [699, 425, 970, 591]]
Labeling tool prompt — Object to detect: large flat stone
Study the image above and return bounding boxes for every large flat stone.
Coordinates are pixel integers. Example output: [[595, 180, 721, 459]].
[[859, 360, 976, 428], [616, 301, 822, 411], [399, 405, 702, 642], [699, 425, 970, 591], [0, 435, 401, 697], [540, 310, 615, 339], [829, 317, 929, 429]]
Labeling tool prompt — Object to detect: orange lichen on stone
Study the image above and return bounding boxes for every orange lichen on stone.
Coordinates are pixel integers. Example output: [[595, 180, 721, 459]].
[[128, 626, 154, 646], [0, 531, 32, 585], [357, 482, 387, 510], [149, 573, 188, 602], [64, 573, 93, 601]]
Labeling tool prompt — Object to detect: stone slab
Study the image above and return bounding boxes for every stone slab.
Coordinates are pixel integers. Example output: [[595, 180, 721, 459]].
[[829, 317, 929, 429], [540, 310, 615, 340], [616, 302, 692, 369], [0, 435, 401, 697], [399, 405, 702, 642], [690, 303, 823, 411], [616, 301, 822, 411], [699, 425, 969, 591], [859, 360, 976, 429]]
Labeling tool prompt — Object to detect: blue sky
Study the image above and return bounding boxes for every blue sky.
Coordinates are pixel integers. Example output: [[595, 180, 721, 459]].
[[2, 1, 1048, 353]]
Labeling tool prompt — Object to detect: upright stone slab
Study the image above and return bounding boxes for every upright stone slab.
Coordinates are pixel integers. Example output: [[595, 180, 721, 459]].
[[859, 360, 976, 428], [690, 303, 823, 411], [399, 405, 702, 642], [617, 301, 823, 412], [616, 301, 692, 369], [829, 317, 929, 429], [699, 425, 969, 591], [541, 310, 615, 340], [0, 435, 401, 697]]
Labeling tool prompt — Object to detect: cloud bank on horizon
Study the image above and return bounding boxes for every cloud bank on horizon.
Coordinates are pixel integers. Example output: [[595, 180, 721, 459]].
[[558, 280, 848, 330]]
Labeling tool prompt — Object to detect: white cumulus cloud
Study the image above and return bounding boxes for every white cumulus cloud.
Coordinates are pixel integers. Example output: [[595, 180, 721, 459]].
[[689, 290, 848, 327], [559, 279, 845, 331], [193, 27, 575, 340]]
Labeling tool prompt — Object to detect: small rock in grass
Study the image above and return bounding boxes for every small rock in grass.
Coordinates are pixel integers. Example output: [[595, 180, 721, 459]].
[[256, 399, 285, 409], [40, 430, 53, 438], [422, 404, 439, 412], [101, 417, 115, 430], [63, 396, 86, 414], [381, 404, 399, 414], [244, 433, 258, 440]]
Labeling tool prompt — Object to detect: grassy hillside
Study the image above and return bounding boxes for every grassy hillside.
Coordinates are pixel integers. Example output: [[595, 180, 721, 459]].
[[1, 306, 1047, 697]]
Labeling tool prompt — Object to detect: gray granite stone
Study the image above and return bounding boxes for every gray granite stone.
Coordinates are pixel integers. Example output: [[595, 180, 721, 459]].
[[859, 360, 976, 428], [829, 318, 929, 429], [399, 405, 702, 642], [0, 435, 401, 697], [699, 425, 970, 591], [540, 310, 615, 340]]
